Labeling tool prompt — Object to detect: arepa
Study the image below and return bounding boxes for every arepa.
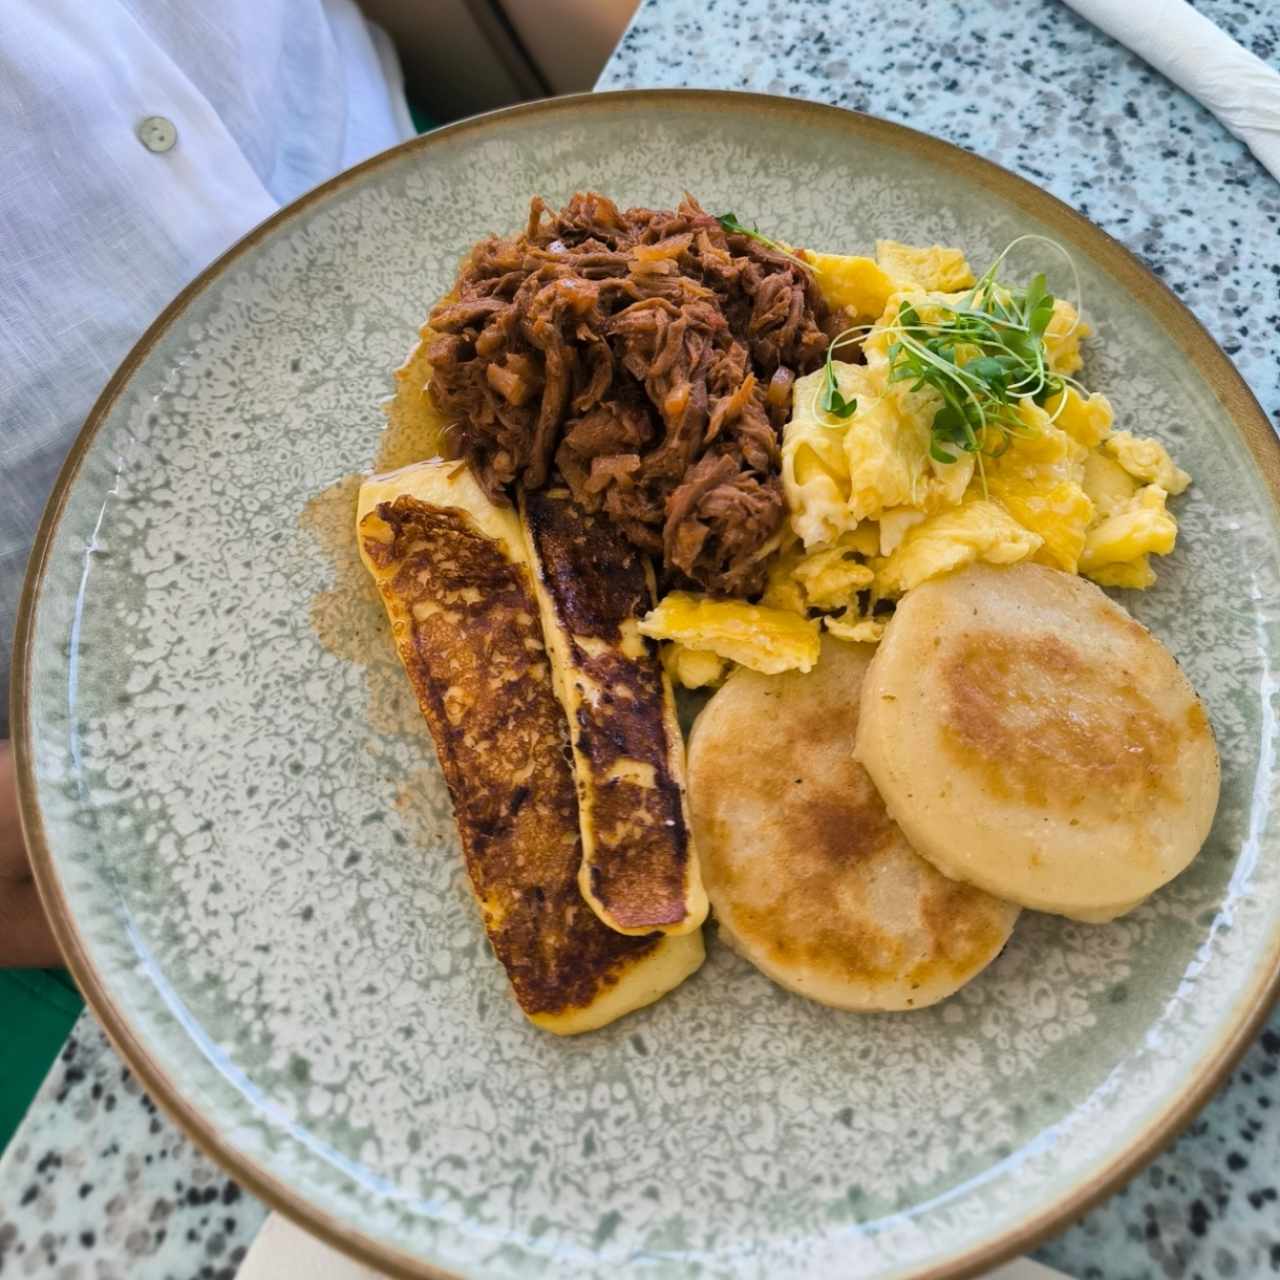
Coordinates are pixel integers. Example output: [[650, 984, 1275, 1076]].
[[856, 562, 1220, 921], [688, 638, 1018, 1010]]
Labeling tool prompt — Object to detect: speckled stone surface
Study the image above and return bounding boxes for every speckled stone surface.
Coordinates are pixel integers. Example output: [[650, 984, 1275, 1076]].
[[0, 1016, 265, 1278], [2, 2, 1279, 1277]]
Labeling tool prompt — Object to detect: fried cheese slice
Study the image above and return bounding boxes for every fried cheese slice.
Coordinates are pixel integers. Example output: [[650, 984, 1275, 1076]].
[[356, 460, 703, 1032], [521, 490, 708, 937]]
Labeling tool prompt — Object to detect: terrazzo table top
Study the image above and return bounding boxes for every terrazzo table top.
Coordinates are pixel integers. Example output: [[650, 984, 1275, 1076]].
[[2, 1, 1278, 1276]]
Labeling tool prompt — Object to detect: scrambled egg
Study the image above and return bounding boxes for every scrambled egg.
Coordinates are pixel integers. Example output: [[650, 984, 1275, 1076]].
[[805, 238, 976, 318], [1048, 385, 1113, 448], [875, 239, 976, 292], [639, 593, 821, 676], [1044, 297, 1088, 375], [791, 539, 875, 607], [875, 500, 1042, 596], [661, 644, 729, 690], [1104, 432, 1191, 494], [645, 238, 1193, 685], [645, 533, 883, 670], [782, 359, 973, 546], [804, 252, 897, 319], [981, 400, 1093, 574], [823, 612, 886, 644], [1082, 450, 1139, 515], [1079, 485, 1178, 574]]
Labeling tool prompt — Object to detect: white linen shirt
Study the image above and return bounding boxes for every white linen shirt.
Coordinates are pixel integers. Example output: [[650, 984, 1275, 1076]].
[[0, 0, 414, 735]]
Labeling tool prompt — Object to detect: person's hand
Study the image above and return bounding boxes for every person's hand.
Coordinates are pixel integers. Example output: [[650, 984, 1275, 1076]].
[[0, 740, 61, 968]]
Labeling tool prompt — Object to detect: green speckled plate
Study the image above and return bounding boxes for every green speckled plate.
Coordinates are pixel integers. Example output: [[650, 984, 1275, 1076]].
[[14, 92, 1280, 1280]]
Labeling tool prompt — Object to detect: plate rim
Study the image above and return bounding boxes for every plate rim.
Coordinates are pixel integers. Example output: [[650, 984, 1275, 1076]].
[[11, 87, 1280, 1280]]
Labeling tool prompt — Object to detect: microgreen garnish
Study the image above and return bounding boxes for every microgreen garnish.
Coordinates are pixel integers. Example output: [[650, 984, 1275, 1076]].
[[819, 351, 858, 419], [715, 213, 816, 273], [814, 235, 1085, 486]]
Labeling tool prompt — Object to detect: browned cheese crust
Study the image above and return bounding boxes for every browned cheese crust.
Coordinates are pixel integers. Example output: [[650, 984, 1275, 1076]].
[[522, 490, 700, 932], [359, 495, 660, 1016]]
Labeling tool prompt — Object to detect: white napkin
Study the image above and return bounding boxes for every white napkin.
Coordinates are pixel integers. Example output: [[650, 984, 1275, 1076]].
[[234, 1210, 1076, 1279], [235, 1212, 386, 1278], [988, 1259, 1078, 1279], [1061, 0, 1280, 182]]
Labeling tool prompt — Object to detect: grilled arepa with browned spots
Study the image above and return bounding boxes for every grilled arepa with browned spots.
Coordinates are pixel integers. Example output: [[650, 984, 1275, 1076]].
[[357, 460, 703, 1033], [856, 562, 1220, 922], [521, 489, 707, 937], [687, 637, 1019, 1011]]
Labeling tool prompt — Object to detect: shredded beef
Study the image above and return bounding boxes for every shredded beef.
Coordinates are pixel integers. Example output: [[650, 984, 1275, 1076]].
[[427, 192, 832, 595]]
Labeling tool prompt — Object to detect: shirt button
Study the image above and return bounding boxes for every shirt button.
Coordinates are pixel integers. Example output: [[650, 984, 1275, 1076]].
[[137, 116, 177, 153]]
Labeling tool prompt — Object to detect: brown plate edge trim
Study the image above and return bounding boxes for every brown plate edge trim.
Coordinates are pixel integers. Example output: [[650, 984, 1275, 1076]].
[[11, 87, 1280, 1280]]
